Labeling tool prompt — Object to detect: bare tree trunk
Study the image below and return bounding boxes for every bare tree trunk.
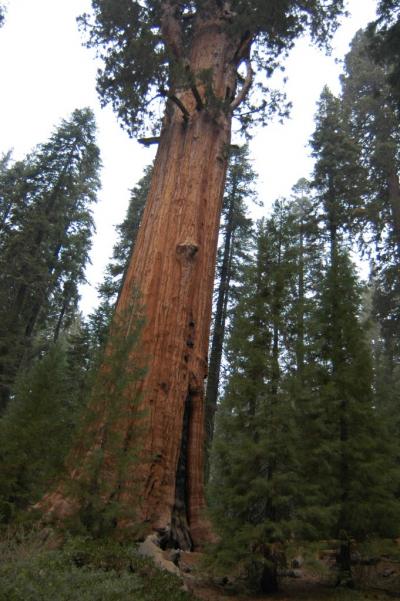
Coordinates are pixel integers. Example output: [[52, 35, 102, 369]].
[[205, 178, 238, 460], [40, 22, 242, 550], [388, 170, 400, 258]]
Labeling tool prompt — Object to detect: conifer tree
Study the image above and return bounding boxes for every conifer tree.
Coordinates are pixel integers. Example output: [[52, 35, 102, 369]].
[[307, 89, 400, 579], [368, 0, 400, 103], [0, 341, 83, 522], [43, 0, 345, 547], [205, 145, 255, 453], [342, 29, 400, 253], [0, 152, 28, 234], [209, 206, 301, 592], [0, 109, 100, 410], [341, 31, 400, 436], [286, 178, 322, 379]]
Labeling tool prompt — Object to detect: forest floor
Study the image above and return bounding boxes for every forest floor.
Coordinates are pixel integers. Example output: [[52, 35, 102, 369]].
[[179, 543, 400, 601], [0, 529, 399, 601], [188, 576, 398, 601]]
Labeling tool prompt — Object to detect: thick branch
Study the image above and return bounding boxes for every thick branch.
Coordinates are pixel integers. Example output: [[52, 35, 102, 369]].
[[161, 1, 184, 59], [191, 85, 204, 111], [230, 59, 253, 112], [170, 94, 190, 121], [160, 88, 190, 121]]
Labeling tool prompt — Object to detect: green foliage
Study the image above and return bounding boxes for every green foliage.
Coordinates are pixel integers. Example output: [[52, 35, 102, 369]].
[[341, 32, 400, 435], [0, 341, 84, 523], [62, 294, 147, 539], [307, 88, 400, 541], [0, 108, 100, 409], [0, 531, 193, 601], [205, 145, 257, 455], [78, 1, 345, 136], [311, 86, 367, 242], [208, 141, 400, 590], [302, 252, 400, 539], [208, 206, 304, 591], [368, 0, 400, 104]]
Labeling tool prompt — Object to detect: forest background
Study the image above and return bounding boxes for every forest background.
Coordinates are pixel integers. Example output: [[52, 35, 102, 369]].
[[0, 1, 400, 600]]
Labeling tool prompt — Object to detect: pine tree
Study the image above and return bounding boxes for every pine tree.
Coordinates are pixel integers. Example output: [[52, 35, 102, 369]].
[[307, 90, 400, 580], [209, 206, 301, 593], [43, 0, 346, 547], [368, 0, 400, 104], [205, 145, 255, 455], [0, 152, 29, 235], [0, 340, 84, 523], [0, 108, 101, 410], [341, 31, 400, 437]]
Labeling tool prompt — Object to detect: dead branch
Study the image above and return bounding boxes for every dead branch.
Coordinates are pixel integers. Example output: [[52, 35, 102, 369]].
[[230, 59, 253, 111]]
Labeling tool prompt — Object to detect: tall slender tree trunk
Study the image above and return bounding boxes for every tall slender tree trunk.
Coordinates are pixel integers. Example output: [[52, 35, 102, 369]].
[[388, 170, 400, 257], [205, 181, 237, 456], [40, 23, 241, 550], [296, 219, 305, 376]]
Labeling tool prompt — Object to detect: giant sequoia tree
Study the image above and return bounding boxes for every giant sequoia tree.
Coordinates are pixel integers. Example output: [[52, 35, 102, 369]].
[[42, 0, 345, 549]]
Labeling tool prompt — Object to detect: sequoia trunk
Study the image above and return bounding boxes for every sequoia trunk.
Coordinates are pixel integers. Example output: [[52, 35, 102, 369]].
[[40, 22, 239, 549]]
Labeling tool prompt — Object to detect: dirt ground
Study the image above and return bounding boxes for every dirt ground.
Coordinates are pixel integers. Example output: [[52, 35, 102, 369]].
[[179, 550, 400, 601]]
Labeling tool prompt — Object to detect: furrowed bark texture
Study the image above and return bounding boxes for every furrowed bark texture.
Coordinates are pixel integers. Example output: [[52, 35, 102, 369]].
[[40, 17, 243, 550]]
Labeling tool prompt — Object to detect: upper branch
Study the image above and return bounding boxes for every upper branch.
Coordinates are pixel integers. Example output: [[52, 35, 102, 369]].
[[160, 0, 184, 60], [230, 59, 253, 112]]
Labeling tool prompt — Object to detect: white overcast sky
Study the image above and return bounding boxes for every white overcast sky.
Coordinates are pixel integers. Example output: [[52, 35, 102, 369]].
[[0, 0, 377, 314]]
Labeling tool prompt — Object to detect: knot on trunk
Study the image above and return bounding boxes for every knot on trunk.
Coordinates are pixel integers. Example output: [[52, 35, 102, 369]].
[[176, 240, 199, 261]]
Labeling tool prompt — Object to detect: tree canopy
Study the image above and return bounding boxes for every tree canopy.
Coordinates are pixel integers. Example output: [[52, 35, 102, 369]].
[[79, 0, 346, 136]]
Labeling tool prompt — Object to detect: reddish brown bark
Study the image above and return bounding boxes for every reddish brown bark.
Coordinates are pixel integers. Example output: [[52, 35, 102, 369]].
[[40, 16, 249, 550]]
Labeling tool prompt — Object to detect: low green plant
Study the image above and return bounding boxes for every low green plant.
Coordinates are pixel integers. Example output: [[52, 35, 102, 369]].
[[0, 530, 193, 601]]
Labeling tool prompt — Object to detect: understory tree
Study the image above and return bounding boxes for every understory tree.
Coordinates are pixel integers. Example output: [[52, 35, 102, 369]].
[[0, 339, 86, 523], [40, 0, 345, 549], [209, 203, 304, 593]]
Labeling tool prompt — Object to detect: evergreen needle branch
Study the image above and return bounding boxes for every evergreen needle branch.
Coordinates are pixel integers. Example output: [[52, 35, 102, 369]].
[[230, 59, 253, 111]]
